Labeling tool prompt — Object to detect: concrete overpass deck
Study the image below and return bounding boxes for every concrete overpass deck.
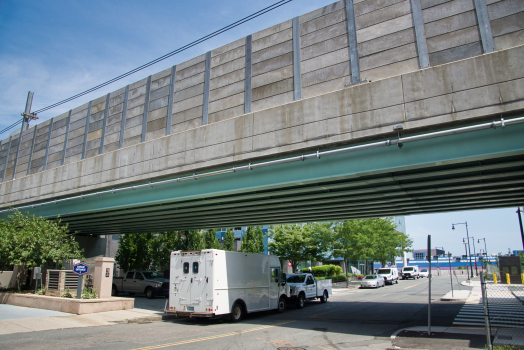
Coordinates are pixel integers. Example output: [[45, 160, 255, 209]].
[[2, 115, 523, 234]]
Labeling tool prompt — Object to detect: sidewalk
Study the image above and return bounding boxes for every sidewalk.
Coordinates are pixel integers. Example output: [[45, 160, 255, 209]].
[[0, 305, 174, 335]]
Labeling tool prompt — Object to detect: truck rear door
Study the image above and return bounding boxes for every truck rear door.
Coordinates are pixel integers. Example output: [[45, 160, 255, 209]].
[[178, 252, 206, 309]]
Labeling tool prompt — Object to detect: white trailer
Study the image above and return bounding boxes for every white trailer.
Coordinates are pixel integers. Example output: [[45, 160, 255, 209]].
[[165, 249, 289, 321]]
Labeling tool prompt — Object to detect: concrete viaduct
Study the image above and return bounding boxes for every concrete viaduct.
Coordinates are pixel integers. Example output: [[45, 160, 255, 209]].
[[0, 0, 523, 235]]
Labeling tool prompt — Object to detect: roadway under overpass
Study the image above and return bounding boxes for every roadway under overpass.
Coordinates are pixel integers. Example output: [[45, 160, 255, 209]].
[[2, 114, 523, 235]]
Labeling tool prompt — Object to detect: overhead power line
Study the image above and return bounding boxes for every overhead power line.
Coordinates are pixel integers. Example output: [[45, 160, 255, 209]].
[[32, 0, 293, 115], [0, 119, 23, 137]]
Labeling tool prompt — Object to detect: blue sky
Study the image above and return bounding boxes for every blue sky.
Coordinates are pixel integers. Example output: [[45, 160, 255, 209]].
[[1, 0, 523, 255]]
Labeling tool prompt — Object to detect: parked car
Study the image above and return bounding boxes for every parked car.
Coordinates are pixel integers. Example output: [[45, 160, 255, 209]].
[[401, 266, 420, 280], [377, 267, 399, 285], [360, 275, 385, 288], [419, 269, 429, 278], [113, 271, 169, 299]]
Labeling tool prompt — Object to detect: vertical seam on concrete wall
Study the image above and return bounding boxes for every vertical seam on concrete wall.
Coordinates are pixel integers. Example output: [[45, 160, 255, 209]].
[[345, 0, 361, 84], [141, 75, 152, 143], [12, 134, 21, 180], [42, 118, 54, 171], [166, 65, 176, 136], [61, 110, 72, 166], [473, 0, 495, 53], [245, 35, 252, 113], [1, 136, 12, 182], [292, 17, 302, 100], [81, 101, 92, 160], [26, 125, 37, 176], [411, 0, 430, 68], [99, 93, 110, 154], [202, 51, 212, 126], [119, 85, 130, 149]]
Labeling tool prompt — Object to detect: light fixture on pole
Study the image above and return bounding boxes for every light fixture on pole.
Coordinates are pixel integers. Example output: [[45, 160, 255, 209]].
[[453, 222, 474, 279], [478, 238, 488, 257]]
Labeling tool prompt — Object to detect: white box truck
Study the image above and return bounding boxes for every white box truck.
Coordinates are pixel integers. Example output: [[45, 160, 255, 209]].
[[165, 249, 289, 321]]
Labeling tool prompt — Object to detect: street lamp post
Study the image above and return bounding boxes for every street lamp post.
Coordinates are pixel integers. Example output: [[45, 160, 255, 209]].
[[448, 252, 453, 297], [470, 237, 478, 276], [478, 238, 488, 257], [453, 222, 474, 279], [435, 246, 444, 276], [463, 241, 471, 281]]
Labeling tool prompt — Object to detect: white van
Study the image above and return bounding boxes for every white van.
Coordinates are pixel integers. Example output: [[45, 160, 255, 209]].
[[377, 267, 399, 285], [401, 265, 420, 279], [165, 250, 289, 321]]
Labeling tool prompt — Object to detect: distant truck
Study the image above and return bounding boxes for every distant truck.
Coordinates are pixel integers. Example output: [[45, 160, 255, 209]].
[[165, 250, 290, 321], [377, 267, 399, 284], [112, 271, 169, 299], [285, 273, 332, 308], [401, 266, 420, 280]]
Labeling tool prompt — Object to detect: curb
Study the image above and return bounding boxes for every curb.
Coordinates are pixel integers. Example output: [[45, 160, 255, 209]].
[[109, 314, 178, 324]]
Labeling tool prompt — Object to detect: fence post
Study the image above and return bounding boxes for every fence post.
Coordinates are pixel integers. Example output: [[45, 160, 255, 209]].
[[480, 272, 492, 350]]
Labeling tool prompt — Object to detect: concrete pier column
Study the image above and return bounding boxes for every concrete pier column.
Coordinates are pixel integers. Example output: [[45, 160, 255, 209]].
[[93, 257, 114, 299]]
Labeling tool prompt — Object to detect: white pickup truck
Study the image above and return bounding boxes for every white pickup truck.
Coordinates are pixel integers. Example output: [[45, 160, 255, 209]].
[[286, 273, 332, 308]]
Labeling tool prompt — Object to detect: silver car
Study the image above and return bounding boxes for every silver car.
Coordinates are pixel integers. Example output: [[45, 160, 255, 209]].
[[360, 275, 385, 288]]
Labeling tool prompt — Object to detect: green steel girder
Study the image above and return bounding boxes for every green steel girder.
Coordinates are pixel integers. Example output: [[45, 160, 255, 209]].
[[56, 159, 524, 224], [71, 192, 524, 233]]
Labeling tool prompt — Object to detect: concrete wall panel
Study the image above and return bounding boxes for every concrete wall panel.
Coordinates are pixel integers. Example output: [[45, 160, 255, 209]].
[[356, 13, 413, 42], [210, 69, 245, 91], [355, 0, 411, 30]]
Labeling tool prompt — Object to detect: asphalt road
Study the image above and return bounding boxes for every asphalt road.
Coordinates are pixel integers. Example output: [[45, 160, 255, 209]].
[[0, 275, 478, 350]]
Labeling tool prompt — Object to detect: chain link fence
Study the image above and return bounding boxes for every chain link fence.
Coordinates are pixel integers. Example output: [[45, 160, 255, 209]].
[[481, 271, 524, 348]]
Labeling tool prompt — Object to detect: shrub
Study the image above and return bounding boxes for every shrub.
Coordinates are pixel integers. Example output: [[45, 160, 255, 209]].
[[300, 265, 343, 277], [82, 287, 98, 299], [61, 288, 73, 298], [36, 288, 45, 295]]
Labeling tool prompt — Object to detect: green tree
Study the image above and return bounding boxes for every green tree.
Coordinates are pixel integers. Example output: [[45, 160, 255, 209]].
[[0, 211, 84, 289], [333, 220, 363, 287], [115, 233, 154, 272], [254, 226, 265, 253], [240, 227, 265, 253], [332, 218, 413, 277], [149, 232, 185, 270], [204, 229, 221, 249], [223, 228, 235, 251], [181, 230, 205, 251], [268, 223, 331, 272]]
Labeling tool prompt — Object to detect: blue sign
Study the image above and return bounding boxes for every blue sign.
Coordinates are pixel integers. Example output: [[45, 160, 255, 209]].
[[73, 263, 89, 275]]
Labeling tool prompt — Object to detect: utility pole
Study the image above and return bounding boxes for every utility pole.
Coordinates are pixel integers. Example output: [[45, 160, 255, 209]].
[[427, 235, 432, 335], [517, 208, 524, 251], [12, 92, 38, 180]]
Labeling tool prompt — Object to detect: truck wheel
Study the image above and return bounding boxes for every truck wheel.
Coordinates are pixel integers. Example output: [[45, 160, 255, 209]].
[[145, 287, 155, 299], [231, 302, 244, 322], [297, 294, 305, 309], [111, 284, 119, 296], [277, 296, 286, 313], [320, 290, 328, 303]]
